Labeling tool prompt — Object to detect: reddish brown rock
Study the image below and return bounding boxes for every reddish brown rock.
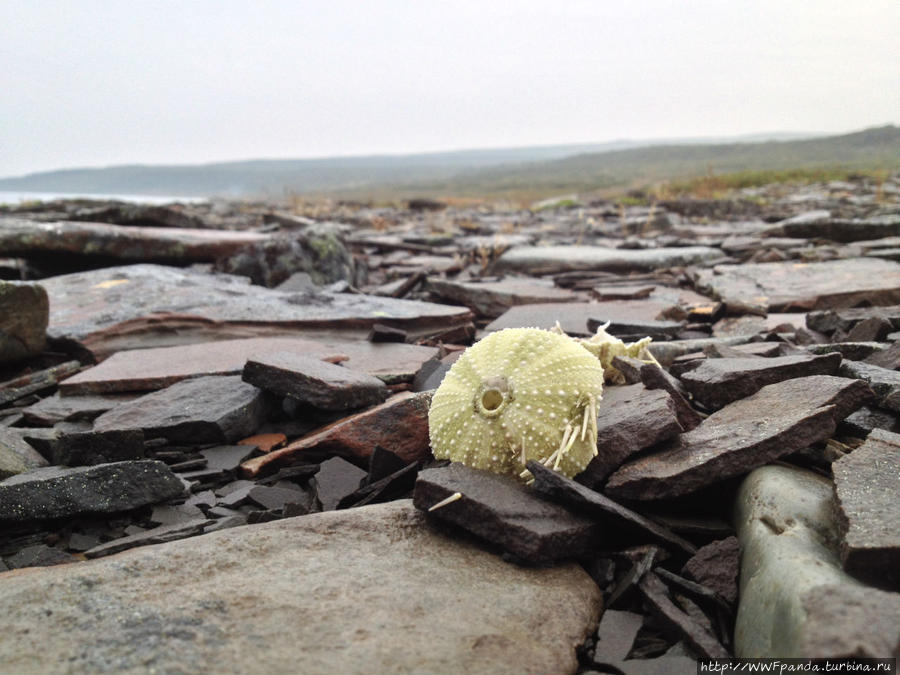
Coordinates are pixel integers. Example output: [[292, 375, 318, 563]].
[[605, 376, 874, 501], [681, 536, 741, 605], [237, 432, 286, 453], [241, 391, 432, 477], [680, 352, 841, 410], [577, 384, 684, 487], [831, 428, 900, 589], [60, 337, 438, 394]]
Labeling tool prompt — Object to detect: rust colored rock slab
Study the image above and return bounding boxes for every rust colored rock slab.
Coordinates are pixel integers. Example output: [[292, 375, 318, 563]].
[[241, 391, 433, 477], [692, 258, 900, 312], [0, 217, 269, 262], [485, 300, 676, 336], [605, 376, 874, 501], [59, 337, 438, 394], [40, 264, 471, 359], [831, 428, 900, 589]]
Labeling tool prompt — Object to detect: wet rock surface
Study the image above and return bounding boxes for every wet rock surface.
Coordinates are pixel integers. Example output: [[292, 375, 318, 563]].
[[2, 183, 900, 668]]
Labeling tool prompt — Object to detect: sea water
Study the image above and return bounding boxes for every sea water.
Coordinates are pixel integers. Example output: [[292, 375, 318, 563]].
[[0, 191, 208, 206]]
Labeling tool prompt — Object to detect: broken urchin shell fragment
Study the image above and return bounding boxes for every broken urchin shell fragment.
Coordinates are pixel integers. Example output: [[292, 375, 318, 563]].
[[428, 327, 605, 479]]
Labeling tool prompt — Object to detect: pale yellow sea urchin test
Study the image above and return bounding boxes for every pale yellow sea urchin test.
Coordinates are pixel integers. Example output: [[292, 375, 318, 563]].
[[428, 327, 606, 480]]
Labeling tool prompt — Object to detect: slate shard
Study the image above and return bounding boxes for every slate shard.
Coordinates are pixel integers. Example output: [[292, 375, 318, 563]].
[[680, 352, 841, 410], [413, 463, 602, 563], [93, 375, 270, 444], [0, 460, 185, 526], [605, 376, 874, 500], [242, 352, 389, 411], [831, 428, 900, 589]]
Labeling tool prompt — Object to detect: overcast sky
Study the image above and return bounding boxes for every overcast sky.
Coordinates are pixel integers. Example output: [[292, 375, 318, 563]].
[[1, 0, 898, 177]]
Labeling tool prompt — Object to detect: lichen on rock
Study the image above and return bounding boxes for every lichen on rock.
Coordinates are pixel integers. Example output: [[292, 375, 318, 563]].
[[428, 327, 605, 479]]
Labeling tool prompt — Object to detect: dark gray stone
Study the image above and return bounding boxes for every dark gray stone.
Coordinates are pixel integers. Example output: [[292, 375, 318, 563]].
[[680, 352, 841, 409], [21, 392, 140, 426], [0, 281, 48, 364], [846, 316, 894, 342], [84, 518, 213, 559], [805, 342, 885, 362], [0, 460, 185, 525], [425, 277, 578, 318], [587, 317, 685, 341], [314, 456, 368, 511], [806, 305, 900, 335], [247, 485, 309, 511], [93, 375, 270, 444], [832, 428, 900, 589], [242, 352, 388, 411], [198, 445, 256, 473], [606, 376, 873, 500], [578, 384, 684, 486], [50, 428, 145, 466], [637, 571, 730, 659], [592, 609, 643, 663], [839, 406, 900, 436], [527, 461, 695, 557], [413, 463, 602, 564], [865, 341, 900, 370], [5, 544, 77, 569], [763, 212, 900, 243], [496, 245, 722, 275]]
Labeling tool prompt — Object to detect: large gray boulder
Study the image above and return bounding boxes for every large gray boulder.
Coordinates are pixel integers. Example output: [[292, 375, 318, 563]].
[[0, 500, 601, 674], [734, 465, 900, 658]]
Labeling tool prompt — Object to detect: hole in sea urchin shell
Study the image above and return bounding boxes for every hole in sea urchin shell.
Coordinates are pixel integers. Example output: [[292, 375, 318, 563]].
[[481, 389, 503, 411], [475, 375, 511, 417]]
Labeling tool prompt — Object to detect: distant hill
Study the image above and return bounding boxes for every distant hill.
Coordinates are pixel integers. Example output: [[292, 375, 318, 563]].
[[0, 127, 894, 200]]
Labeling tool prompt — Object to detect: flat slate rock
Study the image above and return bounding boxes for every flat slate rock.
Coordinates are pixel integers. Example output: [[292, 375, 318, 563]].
[[605, 375, 873, 500], [680, 352, 841, 409], [831, 428, 900, 589], [41, 264, 471, 360], [314, 456, 369, 511], [60, 337, 438, 395], [806, 304, 900, 335], [49, 428, 145, 466], [527, 461, 696, 556], [0, 501, 600, 675], [0, 280, 48, 364], [241, 391, 432, 476], [592, 609, 644, 663], [85, 518, 214, 559], [838, 360, 900, 412], [485, 300, 676, 335], [425, 276, 580, 318], [21, 392, 141, 425], [0, 460, 184, 525], [0, 217, 269, 263], [93, 375, 269, 444], [692, 258, 900, 312], [242, 352, 388, 410], [413, 463, 603, 563], [762, 212, 900, 242], [577, 384, 684, 486], [496, 245, 722, 274]]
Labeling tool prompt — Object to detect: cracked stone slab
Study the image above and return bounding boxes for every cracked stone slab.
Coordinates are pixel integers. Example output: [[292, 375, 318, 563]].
[[680, 352, 841, 410], [832, 428, 900, 589], [605, 376, 873, 501], [0, 501, 600, 675], [425, 276, 580, 318]]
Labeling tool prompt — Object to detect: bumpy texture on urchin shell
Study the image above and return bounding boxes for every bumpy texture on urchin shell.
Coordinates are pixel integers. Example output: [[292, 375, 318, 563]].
[[428, 327, 605, 479]]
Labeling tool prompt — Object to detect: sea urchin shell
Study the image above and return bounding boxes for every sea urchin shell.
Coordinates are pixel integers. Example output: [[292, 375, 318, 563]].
[[428, 327, 605, 479]]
